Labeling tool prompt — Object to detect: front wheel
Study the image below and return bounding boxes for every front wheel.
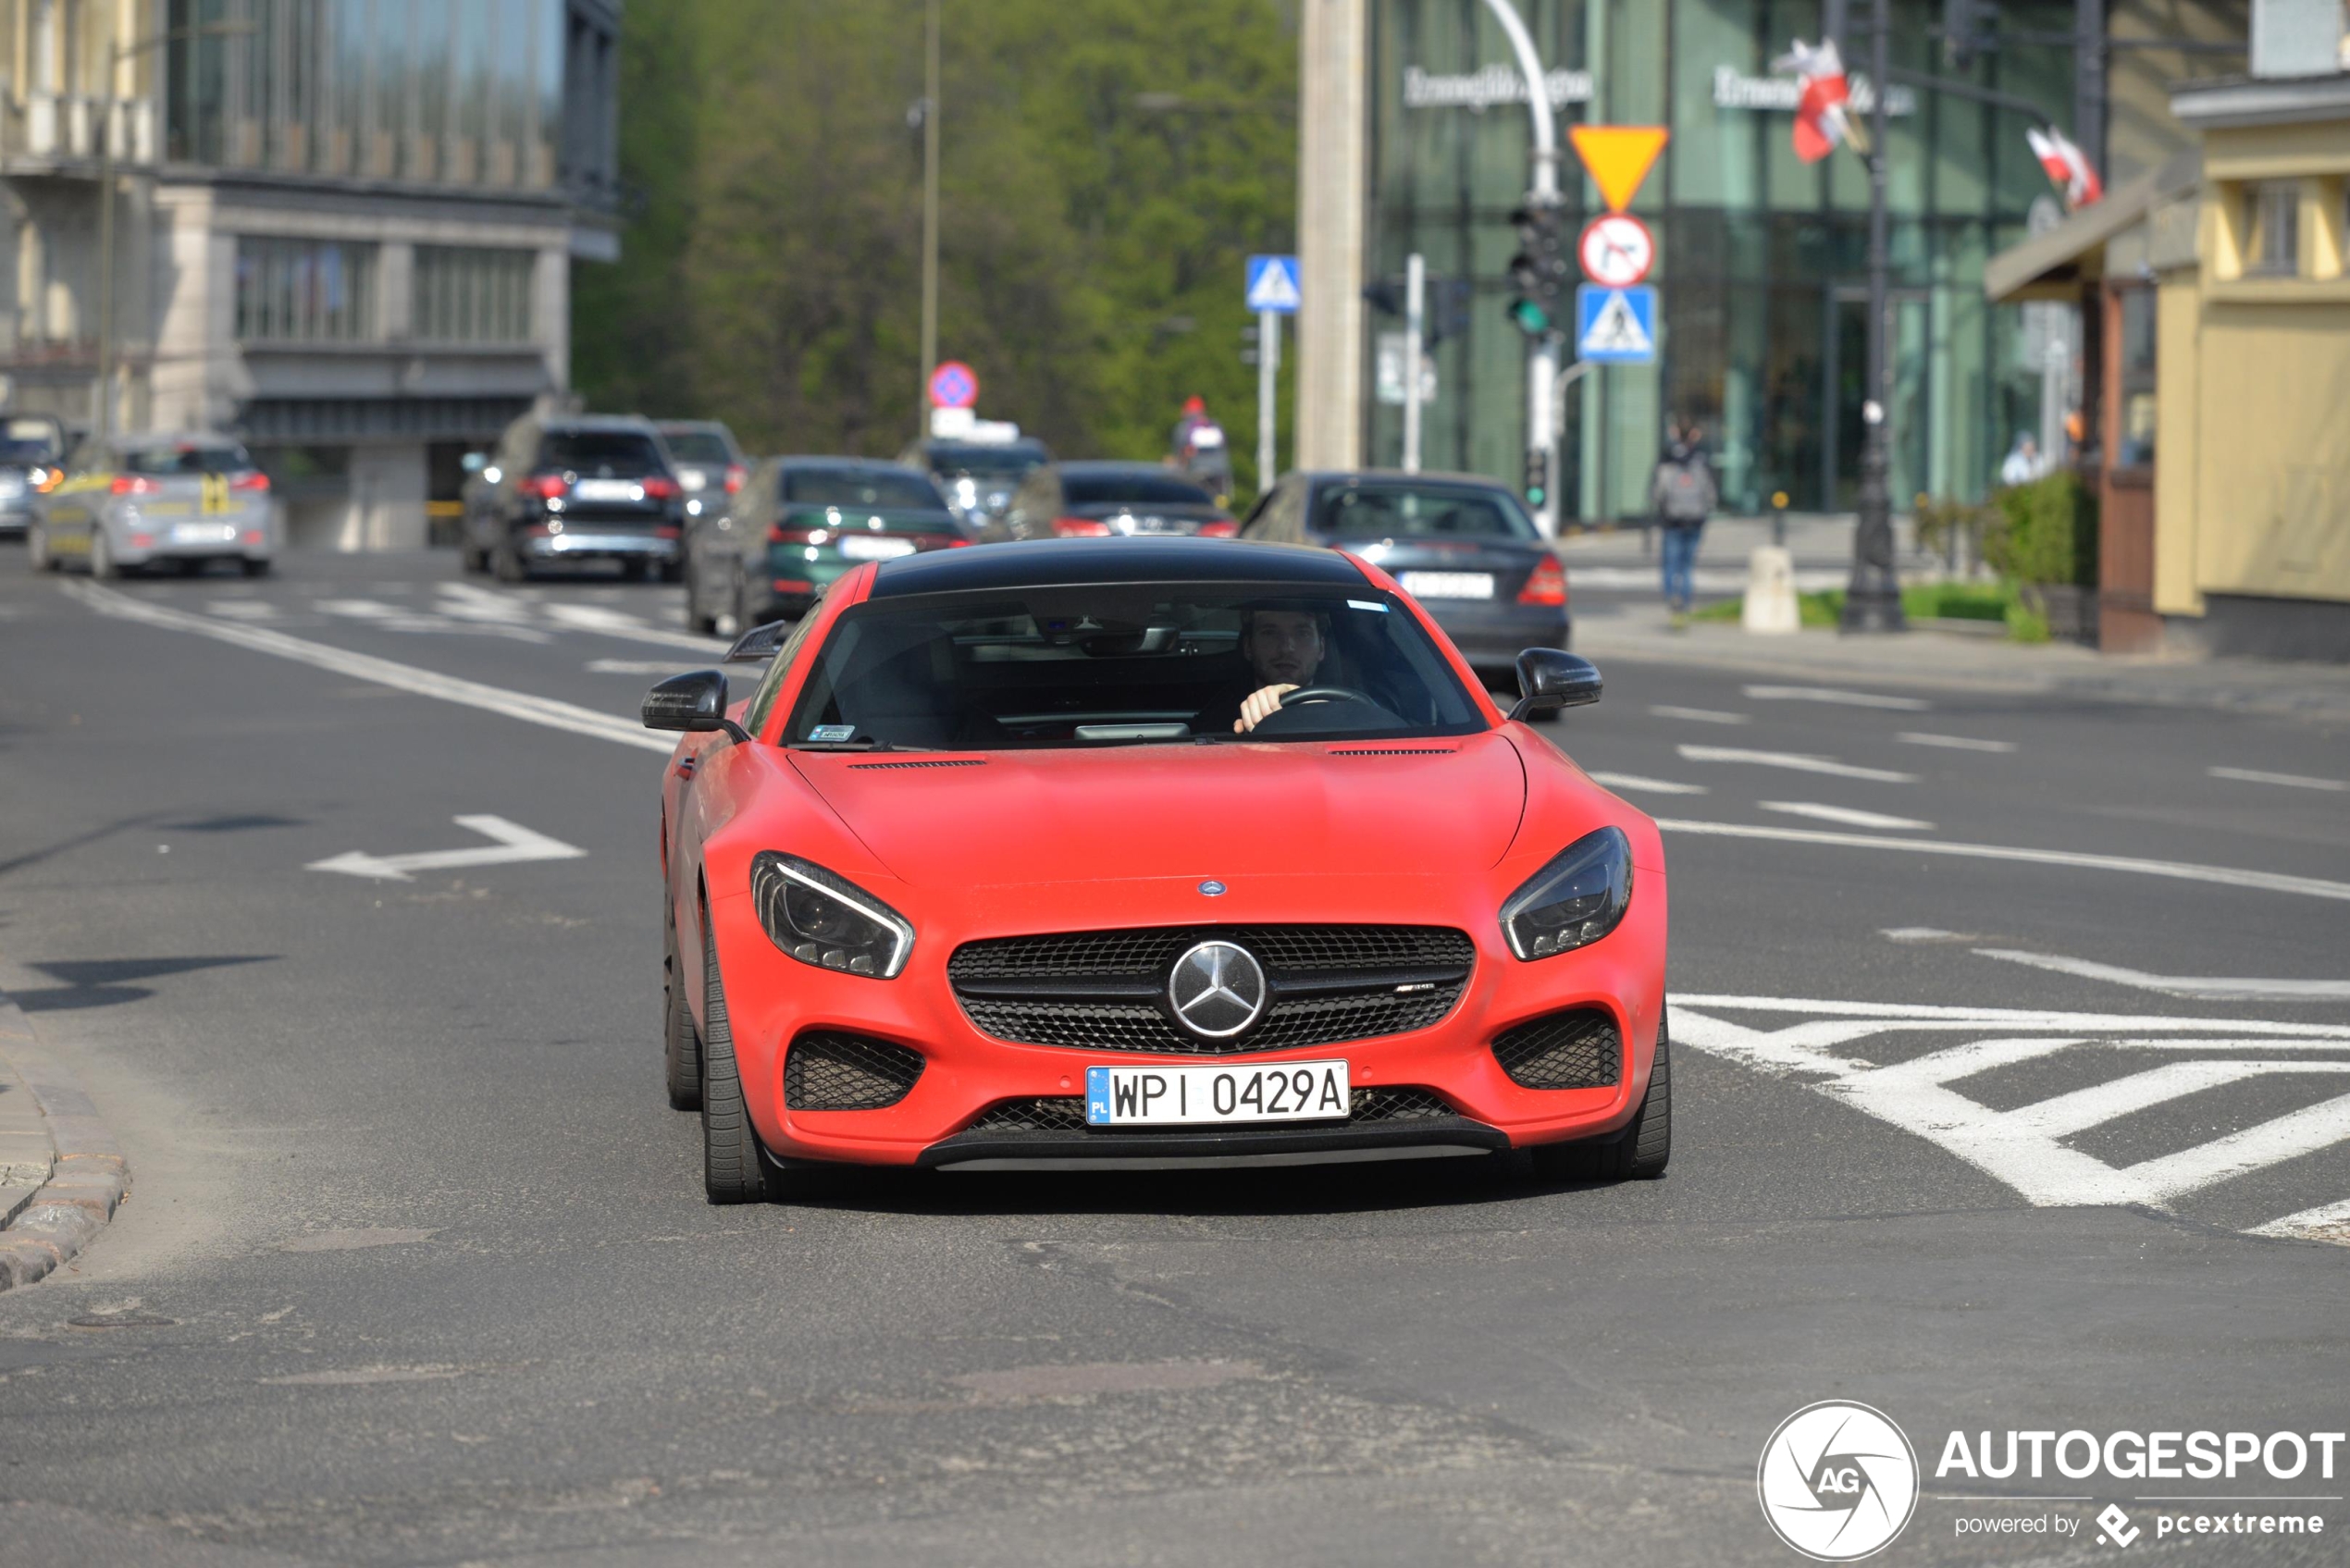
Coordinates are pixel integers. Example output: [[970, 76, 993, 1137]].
[[698, 923, 773, 1204], [663, 915, 701, 1111], [90, 529, 122, 580], [1529, 1019, 1672, 1182]]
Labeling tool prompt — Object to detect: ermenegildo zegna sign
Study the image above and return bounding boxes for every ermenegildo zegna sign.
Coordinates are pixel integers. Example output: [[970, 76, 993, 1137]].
[[1401, 63, 1917, 117]]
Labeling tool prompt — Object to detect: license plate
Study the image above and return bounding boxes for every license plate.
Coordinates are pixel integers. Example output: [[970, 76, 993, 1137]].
[[1400, 571, 1495, 599], [1085, 1060, 1349, 1127], [572, 478, 642, 502], [838, 534, 918, 561], [172, 523, 238, 543]]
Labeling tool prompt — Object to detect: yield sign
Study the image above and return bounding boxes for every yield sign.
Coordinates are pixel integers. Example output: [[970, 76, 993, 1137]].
[[308, 815, 587, 882], [1568, 125, 1669, 214]]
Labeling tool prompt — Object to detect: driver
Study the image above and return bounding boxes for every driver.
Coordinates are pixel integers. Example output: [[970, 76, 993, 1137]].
[[1206, 607, 1328, 735]]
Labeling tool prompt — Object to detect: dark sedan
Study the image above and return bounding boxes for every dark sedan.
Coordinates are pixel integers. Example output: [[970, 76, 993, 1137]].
[[986, 462, 1235, 542], [1240, 471, 1569, 686], [683, 457, 964, 635], [461, 414, 686, 583]]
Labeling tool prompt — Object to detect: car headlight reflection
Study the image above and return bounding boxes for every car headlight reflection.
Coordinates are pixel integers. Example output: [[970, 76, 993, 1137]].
[[1500, 827, 1633, 959], [749, 852, 914, 978]]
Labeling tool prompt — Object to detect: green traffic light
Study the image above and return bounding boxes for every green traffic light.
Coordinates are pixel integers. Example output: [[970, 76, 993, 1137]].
[[1526, 487, 1546, 505], [1506, 299, 1551, 336]]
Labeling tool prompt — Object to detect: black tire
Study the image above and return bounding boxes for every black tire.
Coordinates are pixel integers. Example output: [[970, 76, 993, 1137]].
[[659, 561, 684, 585], [624, 558, 653, 583], [241, 558, 272, 578], [1529, 1018, 1672, 1182], [663, 915, 701, 1111], [698, 922, 772, 1204]]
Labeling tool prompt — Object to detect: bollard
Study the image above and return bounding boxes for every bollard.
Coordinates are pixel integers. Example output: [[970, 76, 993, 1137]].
[[1743, 545, 1800, 635]]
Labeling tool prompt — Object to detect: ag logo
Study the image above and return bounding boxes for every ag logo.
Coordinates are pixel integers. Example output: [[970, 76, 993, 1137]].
[[1757, 1401, 1919, 1561]]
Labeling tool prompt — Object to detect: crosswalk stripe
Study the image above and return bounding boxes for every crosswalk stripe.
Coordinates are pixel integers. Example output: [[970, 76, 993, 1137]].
[[1743, 684, 1931, 711]]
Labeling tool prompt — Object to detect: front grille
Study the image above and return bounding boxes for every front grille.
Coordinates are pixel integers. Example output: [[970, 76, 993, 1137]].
[[1491, 1008, 1621, 1090], [959, 1086, 1458, 1139], [783, 1031, 925, 1110], [948, 925, 1474, 1056]]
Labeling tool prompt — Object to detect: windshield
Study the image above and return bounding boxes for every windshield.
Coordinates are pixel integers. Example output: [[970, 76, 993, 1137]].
[[927, 442, 1046, 480], [661, 430, 733, 463], [784, 470, 943, 510], [1315, 483, 1538, 541], [122, 442, 254, 475], [783, 585, 1485, 750], [0, 419, 61, 464], [1062, 473, 1214, 508], [538, 431, 666, 475]]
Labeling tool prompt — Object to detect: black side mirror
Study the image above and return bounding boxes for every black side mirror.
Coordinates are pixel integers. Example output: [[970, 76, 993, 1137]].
[[1509, 648, 1602, 722], [641, 669, 748, 742]]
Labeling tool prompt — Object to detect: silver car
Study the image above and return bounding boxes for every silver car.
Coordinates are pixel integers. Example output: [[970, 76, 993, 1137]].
[[28, 433, 276, 578]]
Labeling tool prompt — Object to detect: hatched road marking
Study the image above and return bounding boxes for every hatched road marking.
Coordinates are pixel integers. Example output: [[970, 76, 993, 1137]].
[[1588, 771, 1709, 796], [1742, 685, 1931, 711], [1970, 946, 2350, 1003], [2208, 766, 2346, 793], [1759, 801, 1935, 832], [1677, 746, 1917, 783], [1672, 994, 2350, 1226], [1898, 731, 2016, 753]]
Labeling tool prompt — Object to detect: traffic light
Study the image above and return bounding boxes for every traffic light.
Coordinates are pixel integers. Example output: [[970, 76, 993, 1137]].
[[1505, 204, 1570, 339], [1239, 321, 1259, 367], [1522, 448, 1549, 507]]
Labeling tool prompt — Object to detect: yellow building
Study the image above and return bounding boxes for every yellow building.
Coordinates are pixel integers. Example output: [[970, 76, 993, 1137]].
[[1989, 46, 2350, 661]]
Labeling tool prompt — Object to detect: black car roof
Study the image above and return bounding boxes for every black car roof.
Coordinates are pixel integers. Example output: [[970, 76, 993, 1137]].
[[1049, 460, 1176, 476], [871, 538, 1368, 598], [777, 456, 923, 472]]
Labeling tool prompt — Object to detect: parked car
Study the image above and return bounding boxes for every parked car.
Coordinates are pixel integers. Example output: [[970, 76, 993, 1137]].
[[654, 420, 748, 516], [26, 432, 274, 578], [1241, 471, 1568, 687], [0, 414, 68, 539], [461, 414, 686, 583], [896, 435, 1050, 529], [987, 462, 1235, 542], [683, 457, 963, 636]]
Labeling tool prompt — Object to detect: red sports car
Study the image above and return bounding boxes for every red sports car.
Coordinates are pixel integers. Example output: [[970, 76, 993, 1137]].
[[644, 538, 1669, 1203]]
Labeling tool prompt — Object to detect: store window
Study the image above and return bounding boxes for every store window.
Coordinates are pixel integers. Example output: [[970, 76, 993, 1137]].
[[233, 237, 378, 341], [2115, 288, 2156, 471], [2245, 181, 2300, 276], [413, 247, 538, 343]]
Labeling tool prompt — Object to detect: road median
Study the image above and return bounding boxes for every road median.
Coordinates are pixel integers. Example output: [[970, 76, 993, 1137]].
[[0, 987, 129, 1290]]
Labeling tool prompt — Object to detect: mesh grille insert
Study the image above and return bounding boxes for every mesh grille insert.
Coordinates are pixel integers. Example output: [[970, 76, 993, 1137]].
[[959, 1086, 1459, 1139], [784, 1031, 926, 1110], [948, 925, 1474, 1056], [1491, 1008, 1622, 1090], [848, 759, 988, 771], [1329, 747, 1455, 757]]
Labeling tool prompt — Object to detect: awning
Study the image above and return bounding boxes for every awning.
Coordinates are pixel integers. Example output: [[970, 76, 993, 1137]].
[[1984, 148, 2203, 302]]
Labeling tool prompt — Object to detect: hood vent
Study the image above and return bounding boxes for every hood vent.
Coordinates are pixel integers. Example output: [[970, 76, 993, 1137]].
[[1330, 747, 1455, 757], [849, 758, 988, 771]]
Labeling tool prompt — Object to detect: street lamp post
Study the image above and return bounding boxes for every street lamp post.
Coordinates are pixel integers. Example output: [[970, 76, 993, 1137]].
[[1840, 0, 1906, 633], [1478, 0, 1565, 537], [918, 0, 941, 433], [94, 19, 252, 445]]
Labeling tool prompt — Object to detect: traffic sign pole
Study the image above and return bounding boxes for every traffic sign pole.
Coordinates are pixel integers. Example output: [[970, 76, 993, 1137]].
[[1256, 309, 1280, 493], [1403, 254, 1424, 475]]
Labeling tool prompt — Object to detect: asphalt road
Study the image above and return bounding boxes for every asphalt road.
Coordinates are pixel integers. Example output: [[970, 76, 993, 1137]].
[[1, 550, 2345, 1567]]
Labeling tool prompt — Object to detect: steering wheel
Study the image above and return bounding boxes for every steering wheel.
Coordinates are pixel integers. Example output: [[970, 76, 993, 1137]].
[[1278, 685, 1377, 710]]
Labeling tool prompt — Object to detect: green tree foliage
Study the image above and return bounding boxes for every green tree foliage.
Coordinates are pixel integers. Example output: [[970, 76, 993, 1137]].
[[575, 0, 1298, 496]]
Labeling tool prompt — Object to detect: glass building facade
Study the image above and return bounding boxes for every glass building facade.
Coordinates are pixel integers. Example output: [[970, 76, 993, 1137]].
[[1366, 0, 2081, 516]]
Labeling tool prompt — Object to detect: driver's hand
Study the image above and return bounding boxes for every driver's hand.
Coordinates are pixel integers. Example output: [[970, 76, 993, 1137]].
[[1235, 684, 1299, 734]]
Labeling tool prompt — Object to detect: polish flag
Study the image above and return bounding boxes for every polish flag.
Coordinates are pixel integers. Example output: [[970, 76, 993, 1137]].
[[2027, 126, 2104, 210], [1772, 38, 1868, 163]]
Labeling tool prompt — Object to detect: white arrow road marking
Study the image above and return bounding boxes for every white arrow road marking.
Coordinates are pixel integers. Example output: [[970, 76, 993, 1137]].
[[1587, 771, 1709, 796], [2208, 765, 2346, 793], [1971, 947, 2350, 1003], [1742, 684, 1931, 711], [1898, 731, 2016, 753], [307, 815, 587, 883], [1760, 801, 1936, 832], [1676, 746, 1917, 783], [1671, 996, 2350, 1216], [1655, 819, 2350, 903], [60, 579, 675, 754]]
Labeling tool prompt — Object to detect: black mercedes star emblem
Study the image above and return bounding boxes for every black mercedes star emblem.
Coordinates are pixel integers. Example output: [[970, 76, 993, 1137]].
[[1167, 941, 1268, 1040]]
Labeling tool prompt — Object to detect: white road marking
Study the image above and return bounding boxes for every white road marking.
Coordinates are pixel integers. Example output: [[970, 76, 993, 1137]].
[[1648, 705, 1748, 724], [2248, 1196, 2350, 1239], [1882, 926, 1968, 943], [308, 815, 587, 883], [434, 583, 540, 622], [1972, 947, 2350, 1003], [1743, 684, 1931, 711], [587, 658, 704, 675], [1898, 731, 2016, 753], [1760, 801, 1935, 832], [312, 596, 551, 643], [1655, 819, 2350, 904], [540, 602, 726, 654], [2208, 765, 2347, 793], [1587, 771, 1709, 796], [60, 580, 674, 754], [1671, 996, 2350, 1215], [206, 599, 281, 621], [1676, 746, 1916, 783]]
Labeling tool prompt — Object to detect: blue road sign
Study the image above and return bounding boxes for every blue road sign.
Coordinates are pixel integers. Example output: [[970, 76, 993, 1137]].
[[1576, 284, 1657, 364], [1245, 254, 1302, 315]]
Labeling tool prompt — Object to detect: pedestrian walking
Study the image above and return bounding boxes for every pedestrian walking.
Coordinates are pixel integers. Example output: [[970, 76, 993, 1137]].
[[1650, 425, 1716, 625], [1998, 433, 2042, 488]]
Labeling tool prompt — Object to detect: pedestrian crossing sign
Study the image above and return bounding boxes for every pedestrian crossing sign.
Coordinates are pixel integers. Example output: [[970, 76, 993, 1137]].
[[1576, 284, 1656, 364], [1245, 254, 1302, 315]]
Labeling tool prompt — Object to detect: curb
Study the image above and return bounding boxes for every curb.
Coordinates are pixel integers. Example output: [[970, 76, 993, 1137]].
[[0, 988, 130, 1291]]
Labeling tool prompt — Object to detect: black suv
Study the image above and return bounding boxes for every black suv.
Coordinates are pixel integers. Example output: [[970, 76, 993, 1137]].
[[461, 414, 686, 583]]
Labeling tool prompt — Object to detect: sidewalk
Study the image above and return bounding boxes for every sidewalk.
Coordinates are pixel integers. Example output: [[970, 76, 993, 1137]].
[[1560, 512, 1951, 595], [1572, 597, 2350, 727]]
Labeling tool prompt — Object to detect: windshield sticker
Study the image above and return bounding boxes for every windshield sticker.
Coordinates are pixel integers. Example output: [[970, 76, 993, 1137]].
[[1348, 599, 1390, 612], [808, 723, 857, 743]]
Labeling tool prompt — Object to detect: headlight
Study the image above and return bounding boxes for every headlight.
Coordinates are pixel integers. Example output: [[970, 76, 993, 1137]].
[[1500, 827, 1633, 959], [749, 852, 914, 978]]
